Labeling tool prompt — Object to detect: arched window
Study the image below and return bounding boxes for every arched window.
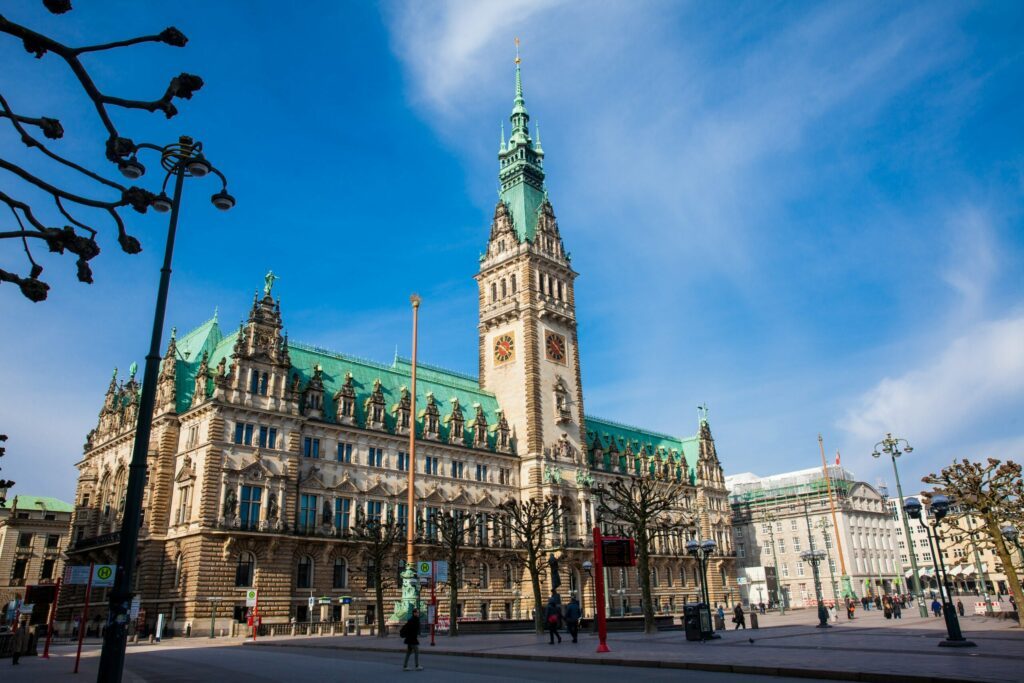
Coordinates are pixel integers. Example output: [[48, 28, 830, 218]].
[[297, 555, 313, 589], [249, 369, 259, 393], [501, 279, 507, 298], [333, 558, 348, 589], [510, 274, 517, 294], [259, 372, 269, 396], [174, 552, 184, 589], [491, 283, 497, 302], [557, 280, 563, 300], [235, 552, 255, 587]]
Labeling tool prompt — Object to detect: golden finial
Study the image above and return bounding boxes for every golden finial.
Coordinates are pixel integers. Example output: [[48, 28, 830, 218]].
[[514, 37, 521, 65]]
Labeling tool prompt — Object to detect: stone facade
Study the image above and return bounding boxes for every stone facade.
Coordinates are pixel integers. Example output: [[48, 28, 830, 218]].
[[0, 494, 72, 626], [58, 60, 734, 634]]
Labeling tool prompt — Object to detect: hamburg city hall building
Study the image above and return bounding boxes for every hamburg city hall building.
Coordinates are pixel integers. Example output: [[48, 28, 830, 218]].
[[59, 62, 735, 636]]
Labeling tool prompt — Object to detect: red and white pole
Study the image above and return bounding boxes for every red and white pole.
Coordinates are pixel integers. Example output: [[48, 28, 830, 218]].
[[593, 526, 610, 652], [74, 563, 94, 674]]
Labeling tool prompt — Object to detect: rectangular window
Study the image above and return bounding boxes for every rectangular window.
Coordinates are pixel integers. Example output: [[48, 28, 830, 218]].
[[259, 426, 272, 448], [176, 485, 191, 525], [366, 500, 383, 525], [337, 442, 353, 463], [793, 537, 801, 552], [499, 468, 511, 485], [451, 461, 464, 479], [244, 423, 254, 445], [368, 447, 383, 467], [790, 519, 798, 531], [13, 558, 27, 581], [396, 503, 408, 536], [303, 437, 320, 458], [234, 423, 244, 444], [777, 539, 785, 552], [781, 563, 789, 578], [299, 493, 318, 531], [397, 451, 408, 472], [334, 498, 351, 533], [240, 485, 262, 530], [18, 532, 33, 548], [425, 506, 440, 541], [41, 558, 55, 580], [475, 464, 488, 482], [46, 534, 60, 549], [797, 562, 805, 577], [424, 456, 439, 475]]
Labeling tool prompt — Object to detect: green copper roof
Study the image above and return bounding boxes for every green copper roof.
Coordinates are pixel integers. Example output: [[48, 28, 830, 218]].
[[585, 415, 699, 465], [9, 495, 74, 513], [165, 318, 503, 449], [499, 61, 547, 242]]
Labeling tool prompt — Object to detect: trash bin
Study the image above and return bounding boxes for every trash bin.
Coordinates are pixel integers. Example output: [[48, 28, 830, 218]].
[[749, 609, 759, 629], [684, 603, 702, 641], [713, 612, 726, 631]]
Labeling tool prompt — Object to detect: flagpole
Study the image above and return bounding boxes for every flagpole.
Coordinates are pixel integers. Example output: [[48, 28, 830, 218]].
[[818, 435, 853, 600]]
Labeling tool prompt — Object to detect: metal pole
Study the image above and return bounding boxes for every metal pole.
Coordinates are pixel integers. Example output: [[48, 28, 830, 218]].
[[891, 455, 928, 617], [43, 576, 61, 658], [406, 295, 419, 567], [764, 512, 785, 614], [97, 165, 185, 683], [74, 562, 94, 674]]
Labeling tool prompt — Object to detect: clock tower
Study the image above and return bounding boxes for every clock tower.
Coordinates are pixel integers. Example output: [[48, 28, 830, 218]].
[[475, 56, 586, 490]]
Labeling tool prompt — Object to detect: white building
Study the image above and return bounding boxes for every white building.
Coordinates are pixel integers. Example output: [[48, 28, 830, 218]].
[[728, 467, 900, 608]]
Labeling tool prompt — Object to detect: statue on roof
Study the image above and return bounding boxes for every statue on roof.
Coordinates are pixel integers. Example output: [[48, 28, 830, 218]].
[[263, 270, 279, 296]]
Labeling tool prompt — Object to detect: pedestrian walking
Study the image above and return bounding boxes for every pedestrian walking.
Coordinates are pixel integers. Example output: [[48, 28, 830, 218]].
[[732, 603, 746, 629], [883, 596, 892, 620], [545, 591, 562, 644], [11, 618, 29, 666], [931, 599, 942, 617], [846, 598, 855, 620], [565, 596, 581, 643], [716, 604, 725, 621], [400, 608, 422, 672], [893, 600, 902, 619], [759, 602, 766, 615], [956, 600, 965, 617]]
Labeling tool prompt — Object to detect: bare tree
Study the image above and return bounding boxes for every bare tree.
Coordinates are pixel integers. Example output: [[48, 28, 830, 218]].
[[595, 475, 689, 634], [495, 497, 556, 633], [350, 511, 404, 637], [0, 2, 204, 301], [923, 458, 1023, 627], [430, 509, 472, 636]]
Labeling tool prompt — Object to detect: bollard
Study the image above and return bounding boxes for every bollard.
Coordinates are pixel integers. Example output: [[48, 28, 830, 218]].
[[149, 634, 155, 644], [749, 610, 759, 629]]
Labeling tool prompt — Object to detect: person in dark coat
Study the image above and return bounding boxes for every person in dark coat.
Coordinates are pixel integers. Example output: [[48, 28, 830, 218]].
[[401, 608, 422, 671], [931, 599, 942, 617], [732, 603, 746, 629], [11, 618, 30, 666], [956, 600, 965, 617], [892, 599, 902, 619], [565, 596, 582, 642], [545, 592, 562, 644]]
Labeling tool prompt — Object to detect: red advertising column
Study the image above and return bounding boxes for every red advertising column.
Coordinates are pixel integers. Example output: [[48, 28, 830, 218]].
[[42, 577, 62, 658], [593, 526, 610, 653]]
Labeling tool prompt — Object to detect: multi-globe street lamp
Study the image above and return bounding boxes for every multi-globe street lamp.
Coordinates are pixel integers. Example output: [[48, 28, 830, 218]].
[[800, 549, 830, 628], [873, 433, 928, 617], [904, 497, 975, 648], [686, 537, 720, 637], [97, 136, 233, 682]]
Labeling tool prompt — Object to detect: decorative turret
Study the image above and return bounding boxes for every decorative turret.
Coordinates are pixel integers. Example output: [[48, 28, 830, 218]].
[[498, 49, 547, 243], [302, 364, 325, 420], [446, 397, 465, 445], [392, 386, 412, 434], [334, 372, 356, 425], [695, 406, 725, 487], [156, 329, 178, 413], [192, 351, 210, 407]]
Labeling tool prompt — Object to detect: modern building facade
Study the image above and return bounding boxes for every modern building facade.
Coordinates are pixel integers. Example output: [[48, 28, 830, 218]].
[[59, 60, 734, 635], [728, 467, 899, 608], [0, 494, 73, 626]]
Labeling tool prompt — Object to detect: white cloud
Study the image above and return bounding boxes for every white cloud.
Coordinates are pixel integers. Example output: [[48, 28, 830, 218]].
[[839, 312, 1024, 443]]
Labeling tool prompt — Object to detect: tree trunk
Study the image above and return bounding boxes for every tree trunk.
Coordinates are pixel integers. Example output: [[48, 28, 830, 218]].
[[987, 518, 1023, 627], [637, 529, 656, 634], [449, 581, 459, 637], [375, 579, 386, 637], [527, 550, 544, 634]]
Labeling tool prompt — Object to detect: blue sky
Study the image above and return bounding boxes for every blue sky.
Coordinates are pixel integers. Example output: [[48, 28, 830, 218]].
[[1, 1, 1022, 502]]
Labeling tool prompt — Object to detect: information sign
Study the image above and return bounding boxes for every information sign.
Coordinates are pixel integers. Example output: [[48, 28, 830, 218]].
[[434, 561, 449, 583], [92, 564, 116, 587], [245, 589, 258, 607], [64, 565, 92, 586], [130, 596, 141, 620], [415, 561, 433, 579]]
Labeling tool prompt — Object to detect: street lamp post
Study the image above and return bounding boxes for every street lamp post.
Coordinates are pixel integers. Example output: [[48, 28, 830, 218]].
[[800, 549, 830, 627], [1002, 526, 1023, 566], [686, 538, 720, 638], [97, 136, 233, 683], [818, 519, 840, 617], [873, 433, 928, 618], [762, 510, 785, 615], [904, 497, 975, 647], [397, 294, 422, 620]]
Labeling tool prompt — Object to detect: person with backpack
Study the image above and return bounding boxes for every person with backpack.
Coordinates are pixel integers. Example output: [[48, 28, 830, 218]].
[[400, 608, 422, 671], [545, 590, 562, 644], [565, 595, 582, 643]]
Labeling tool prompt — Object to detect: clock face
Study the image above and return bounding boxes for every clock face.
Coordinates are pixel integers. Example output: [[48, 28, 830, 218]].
[[545, 331, 567, 363], [494, 333, 515, 364]]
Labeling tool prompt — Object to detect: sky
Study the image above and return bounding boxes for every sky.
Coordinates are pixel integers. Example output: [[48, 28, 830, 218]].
[[1, 1, 1022, 503]]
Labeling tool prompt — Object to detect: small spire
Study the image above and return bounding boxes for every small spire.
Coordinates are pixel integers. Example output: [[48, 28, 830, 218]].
[[212, 306, 218, 322], [534, 122, 543, 153], [500, 122, 506, 152]]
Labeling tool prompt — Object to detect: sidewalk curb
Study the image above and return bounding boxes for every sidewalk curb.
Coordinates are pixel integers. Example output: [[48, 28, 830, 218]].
[[244, 639, 988, 683]]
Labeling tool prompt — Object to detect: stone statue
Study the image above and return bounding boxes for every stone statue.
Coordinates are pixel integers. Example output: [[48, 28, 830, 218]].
[[223, 489, 237, 517], [264, 270, 279, 296], [322, 500, 333, 526]]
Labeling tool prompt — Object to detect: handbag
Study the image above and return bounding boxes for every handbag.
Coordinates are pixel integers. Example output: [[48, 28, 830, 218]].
[[547, 614, 558, 625]]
